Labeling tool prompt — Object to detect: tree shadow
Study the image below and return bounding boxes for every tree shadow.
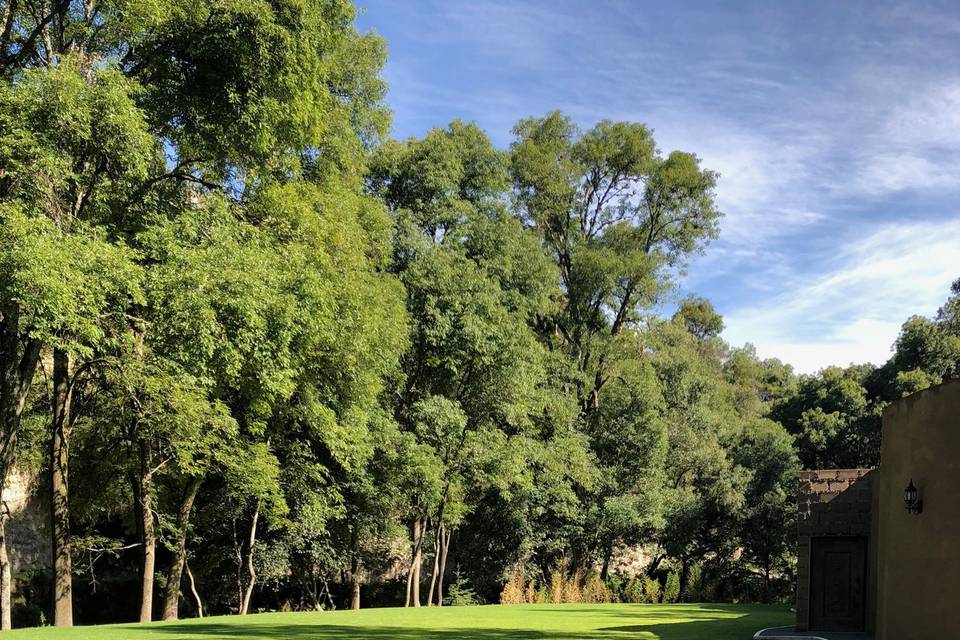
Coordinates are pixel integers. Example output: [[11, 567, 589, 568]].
[[142, 624, 597, 639], [599, 608, 782, 640], [604, 616, 771, 640], [136, 605, 789, 640]]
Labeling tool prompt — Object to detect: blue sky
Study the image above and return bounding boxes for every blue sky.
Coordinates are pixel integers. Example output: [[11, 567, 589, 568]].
[[356, 0, 960, 373]]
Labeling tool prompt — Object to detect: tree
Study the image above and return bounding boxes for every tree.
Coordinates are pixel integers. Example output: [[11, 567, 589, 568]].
[[772, 366, 882, 469], [887, 316, 960, 391], [0, 60, 149, 626], [370, 121, 559, 606], [936, 278, 960, 336], [674, 296, 724, 340], [510, 113, 721, 415], [0, 0, 394, 626], [508, 113, 721, 570], [732, 419, 799, 602]]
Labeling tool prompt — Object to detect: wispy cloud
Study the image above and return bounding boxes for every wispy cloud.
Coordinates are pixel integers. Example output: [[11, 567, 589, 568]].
[[723, 218, 960, 373], [883, 83, 960, 148], [657, 123, 827, 243], [845, 80, 960, 197]]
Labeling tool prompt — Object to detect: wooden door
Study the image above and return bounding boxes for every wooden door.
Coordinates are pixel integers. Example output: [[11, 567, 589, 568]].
[[810, 536, 867, 631]]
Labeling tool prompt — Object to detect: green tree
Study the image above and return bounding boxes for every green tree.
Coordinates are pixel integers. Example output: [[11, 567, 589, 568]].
[[732, 419, 799, 602], [887, 316, 960, 392], [510, 112, 721, 415], [936, 278, 960, 335], [772, 366, 882, 469], [370, 121, 559, 606], [663, 570, 681, 603], [0, 60, 150, 627], [674, 296, 725, 340], [509, 113, 722, 570], [0, 0, 394, 626]]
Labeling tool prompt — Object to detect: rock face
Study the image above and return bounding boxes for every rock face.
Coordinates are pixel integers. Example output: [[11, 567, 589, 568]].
[[5, 469, 50, 574]]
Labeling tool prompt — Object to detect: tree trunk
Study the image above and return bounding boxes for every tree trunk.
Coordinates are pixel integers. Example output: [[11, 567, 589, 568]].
[[763, 562, 771, 605], [403, 528, 412, 606], [238, 498, 260, 615], [405, 517, 425, 607], [162, 476, 202, 621], [426, 524, 440, 607], [50, 348, 72, 627], [0, 513, 10, 630], [436, 526, 450, 607], [348, 529, 361, 610], [138, 441, 155, 623], [186, 562, 203, 618], [0, 304, 41, 631], [412, 531, 422, 607], [404, 521, 414, 607], [600, 543, 613, 581], [233, 518, 242, 609], [349, 553, 360, 610], [646, 554, 664, 577]]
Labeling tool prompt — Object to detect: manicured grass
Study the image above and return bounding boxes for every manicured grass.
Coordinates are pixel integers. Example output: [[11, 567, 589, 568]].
[[5, 603, 791, 639]]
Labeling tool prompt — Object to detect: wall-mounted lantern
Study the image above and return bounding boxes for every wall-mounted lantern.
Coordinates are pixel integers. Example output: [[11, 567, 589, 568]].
[[904, 479, 923, 515]]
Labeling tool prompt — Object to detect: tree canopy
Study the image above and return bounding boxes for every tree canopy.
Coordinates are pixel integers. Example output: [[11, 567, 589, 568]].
[[0, 0, 955, 629]]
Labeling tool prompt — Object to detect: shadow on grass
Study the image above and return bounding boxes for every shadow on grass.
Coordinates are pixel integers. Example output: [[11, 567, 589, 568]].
[[603, 617, 776, 640], [144, 625, 581, 639], [543, 603, 758, 617], [140, 606, 787, 640]]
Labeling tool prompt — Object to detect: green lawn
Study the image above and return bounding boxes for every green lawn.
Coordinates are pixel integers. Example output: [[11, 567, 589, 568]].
[[5, 603, 791, 639]]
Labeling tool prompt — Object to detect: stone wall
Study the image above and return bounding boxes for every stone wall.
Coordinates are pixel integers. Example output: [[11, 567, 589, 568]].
[[5, 469, 49, 574], [795, 468, 874, 632]]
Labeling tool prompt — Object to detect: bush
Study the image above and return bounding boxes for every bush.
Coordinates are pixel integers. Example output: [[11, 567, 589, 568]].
[[624, 578, 644, 603], [606, 574, 625, 603], [549, 570, 564, 604], [497, 566, 699, 606], [643, 575, 661, 603], [663, 571, 680, 603], [536, 584, 550, 603], [682, 564, 703, 602], [525, 578, 538, 604], [582, 573, 610, 603], [499, 570, 525, 604], [561, 569, 582, 603]]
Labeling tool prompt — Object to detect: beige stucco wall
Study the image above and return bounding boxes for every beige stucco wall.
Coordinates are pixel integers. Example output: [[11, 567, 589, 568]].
[[875, 379, 960, 640]]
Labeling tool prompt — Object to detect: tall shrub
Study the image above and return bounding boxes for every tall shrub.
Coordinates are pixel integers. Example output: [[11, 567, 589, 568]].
[[663, 571, 680, 603], [682, 564, 704, 602], [643, 575, 661, 604], [499, 571, 525, 604], [625, 578, 645, 604], [583, 573, 610, 603]]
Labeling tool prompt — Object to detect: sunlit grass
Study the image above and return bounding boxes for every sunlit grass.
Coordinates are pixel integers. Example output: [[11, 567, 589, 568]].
[[7, 603, 791, 639]]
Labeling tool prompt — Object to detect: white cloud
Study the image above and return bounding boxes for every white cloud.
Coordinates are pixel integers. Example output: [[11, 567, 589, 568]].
[[852, 153, 958, 196], [723, 218, 960, 373], [651, 117, 827, 244], [753, 318, 904, 374], [883, 83, 960, 149], [848, 80, 960, 197]]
